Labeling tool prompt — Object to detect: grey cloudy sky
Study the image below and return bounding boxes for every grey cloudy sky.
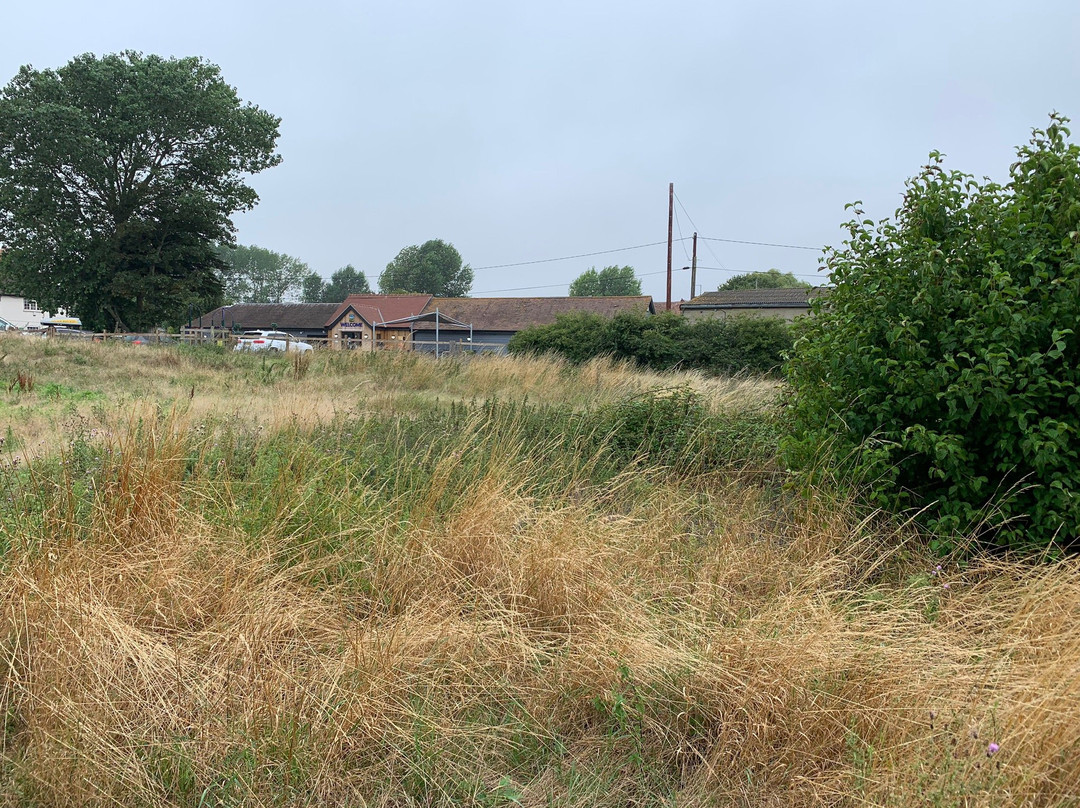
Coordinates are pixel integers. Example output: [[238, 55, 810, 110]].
[[5, 0, 1080, 302]]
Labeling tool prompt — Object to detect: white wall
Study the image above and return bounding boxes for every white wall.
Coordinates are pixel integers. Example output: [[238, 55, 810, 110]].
[[0, 295, 55, 330]]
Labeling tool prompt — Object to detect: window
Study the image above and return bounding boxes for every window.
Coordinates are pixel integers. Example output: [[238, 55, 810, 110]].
[[24, 300, 38, 311]]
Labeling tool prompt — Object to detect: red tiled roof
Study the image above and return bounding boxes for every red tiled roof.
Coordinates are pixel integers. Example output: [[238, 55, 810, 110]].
[[325, 294, 433, 327], [413, 296, 654, 332]]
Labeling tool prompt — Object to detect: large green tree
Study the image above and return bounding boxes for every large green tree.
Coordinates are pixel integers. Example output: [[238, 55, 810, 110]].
[[219, 244, 309, 303], [301, 272, 326, 304], [568, 265, 642, 296], [301, 265, 372, 302], [0, 52, 281, 331], [378, 240, 472, 297], [717, 269, 810, 291], [320, 265, 371, 301]]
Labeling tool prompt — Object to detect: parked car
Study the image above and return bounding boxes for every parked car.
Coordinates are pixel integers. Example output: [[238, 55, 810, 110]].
[[234, 330, 313, 353]]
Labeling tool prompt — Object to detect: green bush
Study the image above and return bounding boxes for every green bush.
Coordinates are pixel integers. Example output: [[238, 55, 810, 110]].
[[783, 116, 1080, 553], [606, 312, 686, 371], [508, 311, 791, 375], [683, 316, 793, 375], [507, 312, 611, 363]]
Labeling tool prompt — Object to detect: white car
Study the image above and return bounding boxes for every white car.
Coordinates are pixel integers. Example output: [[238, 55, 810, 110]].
[[234, 330, 313, 353]]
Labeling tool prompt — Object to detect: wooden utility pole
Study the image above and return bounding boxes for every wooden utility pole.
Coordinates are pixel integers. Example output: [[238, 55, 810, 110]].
[[690, 232, 698, 299], [666, 183, 673, 311]]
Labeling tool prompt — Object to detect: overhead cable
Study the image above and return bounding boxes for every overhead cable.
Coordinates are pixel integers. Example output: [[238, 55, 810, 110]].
[[474, 267, 685, 295], [472, 240, 685, 271], [698, 236, 821, 251]]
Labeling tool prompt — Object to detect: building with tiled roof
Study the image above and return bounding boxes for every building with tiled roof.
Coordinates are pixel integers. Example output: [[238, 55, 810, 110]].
[[324, 294, 432, 350], [680, 287, 822, 322], [412, 296, 655, 353]]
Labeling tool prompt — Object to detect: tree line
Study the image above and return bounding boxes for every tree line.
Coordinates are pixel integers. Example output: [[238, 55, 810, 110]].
[[0, 50, 806, 328], [219, 239, 473, 305]]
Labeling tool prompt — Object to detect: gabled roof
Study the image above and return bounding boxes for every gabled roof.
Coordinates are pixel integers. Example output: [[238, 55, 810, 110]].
[[414, 296, 655, 332], [682, 288, 820, 309], [196, 303, 339, 329], [325, 294, 433, 328]]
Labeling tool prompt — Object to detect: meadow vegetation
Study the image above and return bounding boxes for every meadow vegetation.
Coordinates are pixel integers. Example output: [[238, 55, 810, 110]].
[[0, 335, 1076, 806]]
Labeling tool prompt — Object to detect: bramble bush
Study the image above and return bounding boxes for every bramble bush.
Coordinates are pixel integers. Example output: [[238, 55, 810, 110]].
[[783, 115, 1080, 553], [508, 311, 792, 375]]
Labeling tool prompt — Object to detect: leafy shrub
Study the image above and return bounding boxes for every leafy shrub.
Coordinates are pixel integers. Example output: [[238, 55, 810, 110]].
[[508, 311, 791, 375], [605, 312, 686, 370], [683, 316, 793, 375], [784, 116, 1080, 552], [507, 312, 611, 363]]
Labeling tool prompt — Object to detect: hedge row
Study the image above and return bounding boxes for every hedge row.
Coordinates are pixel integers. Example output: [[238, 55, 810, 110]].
[[507, 311, 792, 375]]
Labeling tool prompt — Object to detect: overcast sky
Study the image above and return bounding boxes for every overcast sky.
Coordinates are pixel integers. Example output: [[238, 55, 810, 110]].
[[5, 0, 1080, 302]]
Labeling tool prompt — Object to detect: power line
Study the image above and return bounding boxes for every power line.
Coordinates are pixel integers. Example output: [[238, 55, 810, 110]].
[[672, 189, 822, 252], [672, 204, 691, 264], [698, 236, 821, 251], [474, 267, 686, 295], [472, 240, 685, 271], [695, 266, 825, 279], [471, 233, 820, 275], [673, 192, 728, 273], [473, 282, 573, 294]]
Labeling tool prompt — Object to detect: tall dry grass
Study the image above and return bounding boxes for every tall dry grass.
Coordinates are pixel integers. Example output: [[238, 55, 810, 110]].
[[0, 336, 777, 464], [0, 398, 1077, 806]]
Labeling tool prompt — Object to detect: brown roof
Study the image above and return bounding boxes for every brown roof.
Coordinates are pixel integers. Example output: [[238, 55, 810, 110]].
[[196, 303, 339, 330], [413, 296, 655, 332], [682, 288, 820, 309], [325, 294, 433, 327]]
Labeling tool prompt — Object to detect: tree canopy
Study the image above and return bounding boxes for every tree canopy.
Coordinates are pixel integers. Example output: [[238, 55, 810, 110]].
[[324, 265, 371, 302], [0, 52, 281, 331], [717, 269, 810, 291], [378, 240, 472, 297], [302, 265, 372, 302], [784, 115, 1080, 553], [568, 265, 642, 296], [218, 244, 309, 304], [301, 272, 326, 304]]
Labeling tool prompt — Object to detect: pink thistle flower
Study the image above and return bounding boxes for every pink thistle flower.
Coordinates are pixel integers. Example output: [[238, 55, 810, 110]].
[[987, 742, 1000, 757]]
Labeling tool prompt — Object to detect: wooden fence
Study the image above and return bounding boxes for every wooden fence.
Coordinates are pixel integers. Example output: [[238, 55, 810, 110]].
[[35, 330, 507, 356]]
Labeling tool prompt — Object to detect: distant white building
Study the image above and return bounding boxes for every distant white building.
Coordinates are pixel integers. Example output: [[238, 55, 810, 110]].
[[0, 294, 67, 331]]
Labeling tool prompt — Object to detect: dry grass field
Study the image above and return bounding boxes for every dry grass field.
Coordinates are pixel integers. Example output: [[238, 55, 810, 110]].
[[0, 335, 1076, 807]]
